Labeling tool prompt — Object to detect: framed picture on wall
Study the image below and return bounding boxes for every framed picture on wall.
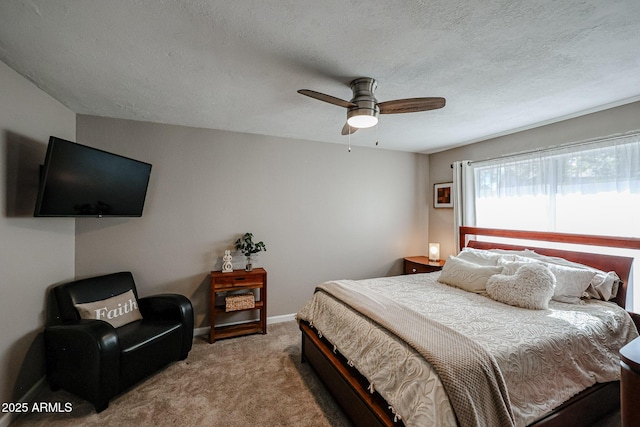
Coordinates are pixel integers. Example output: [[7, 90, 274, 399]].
[[434, 182, 453, 208]]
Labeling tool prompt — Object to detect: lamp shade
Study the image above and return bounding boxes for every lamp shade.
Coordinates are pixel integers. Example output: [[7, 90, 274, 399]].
[[428, 243, 440, 262]]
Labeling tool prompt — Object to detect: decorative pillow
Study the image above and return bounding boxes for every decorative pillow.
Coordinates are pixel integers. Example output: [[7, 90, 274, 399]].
[[438, 256, 503, 294], [74, 289, 142, 328], [500, 258, 597, 304], [486, 263, 556, 310]]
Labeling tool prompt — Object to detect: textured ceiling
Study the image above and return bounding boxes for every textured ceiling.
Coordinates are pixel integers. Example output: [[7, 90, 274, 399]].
[[1, 0, 639, 153]]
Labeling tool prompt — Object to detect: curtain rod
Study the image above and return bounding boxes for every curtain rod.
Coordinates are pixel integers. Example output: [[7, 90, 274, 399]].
[[449, 130, 640, 168]]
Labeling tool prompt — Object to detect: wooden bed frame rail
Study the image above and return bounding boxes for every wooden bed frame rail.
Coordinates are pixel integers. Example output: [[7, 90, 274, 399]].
[[300, 321, 396, 427]]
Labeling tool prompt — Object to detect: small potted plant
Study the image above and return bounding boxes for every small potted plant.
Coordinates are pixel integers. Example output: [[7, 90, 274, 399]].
[[235, 233, 266, 271]]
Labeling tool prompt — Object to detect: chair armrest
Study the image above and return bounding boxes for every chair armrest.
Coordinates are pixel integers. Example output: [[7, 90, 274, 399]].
[[138, 294, 194, 357], [44, 320, 120, 403], [45, 319, 119, 354], [138, 294, 193, 322]]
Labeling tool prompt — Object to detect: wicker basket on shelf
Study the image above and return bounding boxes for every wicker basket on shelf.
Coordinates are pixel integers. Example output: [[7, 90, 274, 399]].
[[225, 293, 255, 312]]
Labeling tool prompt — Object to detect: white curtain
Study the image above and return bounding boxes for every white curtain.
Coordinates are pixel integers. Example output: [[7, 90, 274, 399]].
[[473, 134, 640, 236], [452, 160, 475, 250], [471, 133, 640, 309]]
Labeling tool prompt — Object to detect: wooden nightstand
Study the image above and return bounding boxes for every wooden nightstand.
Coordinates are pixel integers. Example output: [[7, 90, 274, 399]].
[[403, 256, 445, 274], [210, 268, 267, 343], [621, 335, 640, 426]]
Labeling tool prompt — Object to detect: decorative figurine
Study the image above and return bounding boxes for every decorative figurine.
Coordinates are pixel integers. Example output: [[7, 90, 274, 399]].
[[222, 250, 233, 273]]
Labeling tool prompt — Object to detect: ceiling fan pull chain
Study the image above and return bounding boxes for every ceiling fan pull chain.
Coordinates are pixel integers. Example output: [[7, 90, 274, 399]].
[[376, 123, 379, 146], [348, 126, 352, 152]]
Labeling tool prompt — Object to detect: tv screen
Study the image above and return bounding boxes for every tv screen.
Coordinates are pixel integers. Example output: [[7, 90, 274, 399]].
[[34, 137, 152, 217]]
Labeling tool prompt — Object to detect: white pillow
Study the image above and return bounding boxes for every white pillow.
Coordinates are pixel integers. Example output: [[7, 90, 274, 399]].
[[458, 247, 504, 266], [484, 248, 528, 257], [520, 250, 620, 301], [499, 259, 537, 275], [486, 263, 556, 310], [75, 289, 143, 328], [438, 256, 503, 293], [546, 264, 597, 304]]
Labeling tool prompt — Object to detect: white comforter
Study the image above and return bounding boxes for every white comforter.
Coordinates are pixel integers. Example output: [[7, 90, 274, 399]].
[[297, 272, 638, 427]]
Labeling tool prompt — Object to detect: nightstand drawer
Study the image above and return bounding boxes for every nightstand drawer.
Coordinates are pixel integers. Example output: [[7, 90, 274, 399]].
[[403, 257, 445, 274], [621, 336, 640, 426], [212, 274, 263, 289]]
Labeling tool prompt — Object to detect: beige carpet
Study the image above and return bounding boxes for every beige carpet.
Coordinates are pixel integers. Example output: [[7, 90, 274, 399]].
[[12, 321, 352, 427]]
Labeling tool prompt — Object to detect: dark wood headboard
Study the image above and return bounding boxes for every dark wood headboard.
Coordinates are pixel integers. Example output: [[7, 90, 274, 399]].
[[459, 226, 640, 310]]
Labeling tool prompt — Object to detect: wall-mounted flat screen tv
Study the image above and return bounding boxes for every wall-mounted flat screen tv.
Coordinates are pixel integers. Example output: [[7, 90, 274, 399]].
[[34, 137, 152, 217]]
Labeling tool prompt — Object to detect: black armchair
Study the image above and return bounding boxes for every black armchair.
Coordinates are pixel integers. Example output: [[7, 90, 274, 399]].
[[44, 272, 194, 412]]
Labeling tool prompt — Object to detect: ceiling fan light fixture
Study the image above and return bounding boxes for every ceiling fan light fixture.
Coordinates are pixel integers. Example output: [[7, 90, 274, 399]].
[[347, 109, 379, 129], [298, 77, 445, 135]]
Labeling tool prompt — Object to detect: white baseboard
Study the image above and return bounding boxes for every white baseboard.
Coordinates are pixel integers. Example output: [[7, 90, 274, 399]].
[[267, 313, 296, 324], [0, 376, 46, 427], [193, 313, 296, 337], [194, 326, 210, 337]]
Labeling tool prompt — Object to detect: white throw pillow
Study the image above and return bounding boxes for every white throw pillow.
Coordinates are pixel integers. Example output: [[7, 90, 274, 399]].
[[75, 289, 143, 328], [486, 263, 556, 310], [438, 256, 503, 293]]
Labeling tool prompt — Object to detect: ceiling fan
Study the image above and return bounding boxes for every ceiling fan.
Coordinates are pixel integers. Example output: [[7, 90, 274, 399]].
[[297, 77, 446, 135]]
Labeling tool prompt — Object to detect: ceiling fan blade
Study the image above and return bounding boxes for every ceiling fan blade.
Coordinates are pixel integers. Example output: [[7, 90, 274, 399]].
[[341, 122, 358, 135], [378, 97, 446, 114], [298, 89, 356, 109]]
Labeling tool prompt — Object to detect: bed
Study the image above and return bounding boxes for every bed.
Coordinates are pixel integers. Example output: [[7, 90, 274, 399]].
[[297, 227, 640, 427]]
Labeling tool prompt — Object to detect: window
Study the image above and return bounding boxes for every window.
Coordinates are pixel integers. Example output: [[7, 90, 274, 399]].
[[471, 133, 640, 309]]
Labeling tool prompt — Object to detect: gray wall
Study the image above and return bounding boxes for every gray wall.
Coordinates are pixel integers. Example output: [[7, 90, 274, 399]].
[[428, 101, 640, 258], [0, 61, 75, 409], [76, 115, 430, 327]]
